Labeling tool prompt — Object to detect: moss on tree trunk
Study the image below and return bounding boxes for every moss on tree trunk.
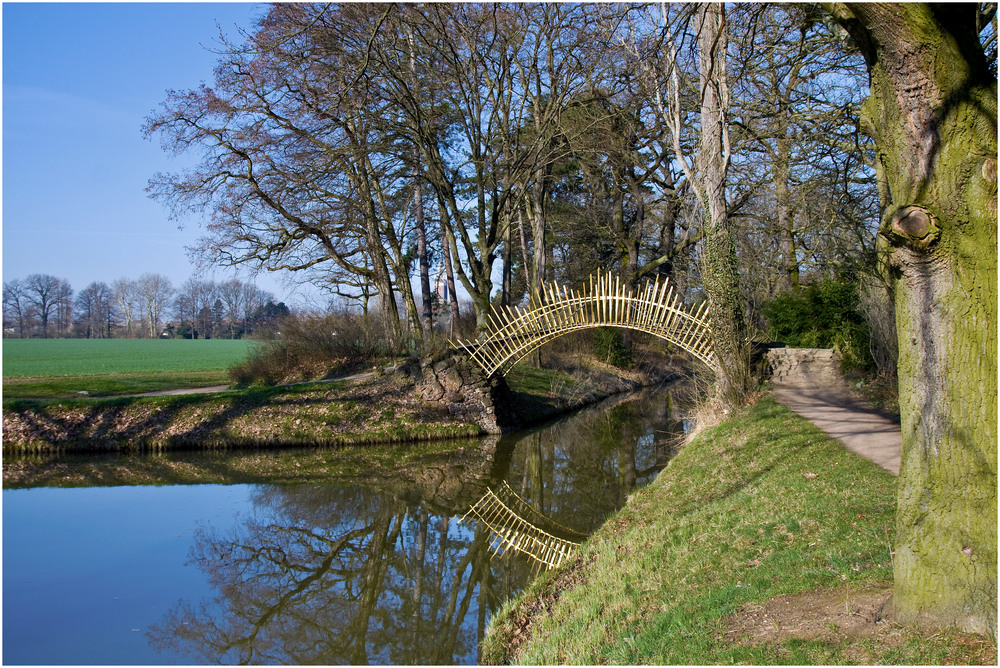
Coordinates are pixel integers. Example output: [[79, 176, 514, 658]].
[[829, 2, 997, 635]]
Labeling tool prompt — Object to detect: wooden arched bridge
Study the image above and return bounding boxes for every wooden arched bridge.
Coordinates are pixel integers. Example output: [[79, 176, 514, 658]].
[[454, 272, 716, 377]]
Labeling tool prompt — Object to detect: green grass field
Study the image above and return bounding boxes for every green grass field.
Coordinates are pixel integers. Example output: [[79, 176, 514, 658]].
[[2, 339, 257, 399], [3, 339, 255, 378]]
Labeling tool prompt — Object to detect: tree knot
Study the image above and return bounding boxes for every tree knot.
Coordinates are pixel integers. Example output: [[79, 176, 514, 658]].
[[884, 205, 940, 251]]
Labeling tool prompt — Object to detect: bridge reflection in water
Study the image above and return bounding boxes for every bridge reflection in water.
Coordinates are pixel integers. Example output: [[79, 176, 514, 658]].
[[463, 481, 585, 571]]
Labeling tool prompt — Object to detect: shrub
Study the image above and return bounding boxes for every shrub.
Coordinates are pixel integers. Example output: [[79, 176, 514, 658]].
[[229, 311, 404, 386], [592, 327, 633, 369], [762, 279, 874, 375], [856, 276, 898, 379], [451, 303, 479, 341]]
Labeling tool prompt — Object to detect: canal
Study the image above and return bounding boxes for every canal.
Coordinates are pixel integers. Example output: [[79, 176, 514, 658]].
[[2, 383, 689, 664]]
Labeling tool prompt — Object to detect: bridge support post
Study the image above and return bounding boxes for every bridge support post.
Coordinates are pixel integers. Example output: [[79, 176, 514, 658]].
[[402, 350, 514, 434]]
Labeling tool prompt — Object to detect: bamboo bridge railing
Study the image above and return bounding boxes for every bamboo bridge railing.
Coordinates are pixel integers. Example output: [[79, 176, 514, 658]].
[[454, 272, 716, 377]]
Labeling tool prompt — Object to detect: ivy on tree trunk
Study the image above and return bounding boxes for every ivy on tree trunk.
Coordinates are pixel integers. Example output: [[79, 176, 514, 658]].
[[696, 3, 754, 410]]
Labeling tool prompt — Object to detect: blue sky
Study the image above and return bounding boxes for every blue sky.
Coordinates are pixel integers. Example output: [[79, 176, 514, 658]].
[[3, 2, 323, 306]]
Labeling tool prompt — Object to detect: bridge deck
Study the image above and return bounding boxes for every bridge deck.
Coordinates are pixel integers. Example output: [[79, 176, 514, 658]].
[[455, 273, 716, 377]]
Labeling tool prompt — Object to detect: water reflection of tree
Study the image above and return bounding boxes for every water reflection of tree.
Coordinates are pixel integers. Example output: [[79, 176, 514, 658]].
[[504, 388, 686, 534], [148, 485, 532, 665], [146, 386, 686, 664]]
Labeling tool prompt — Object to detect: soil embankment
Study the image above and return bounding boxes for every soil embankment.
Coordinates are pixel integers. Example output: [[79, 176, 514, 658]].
[[2, 371, 475, 454], [1, 351, 679, 455]]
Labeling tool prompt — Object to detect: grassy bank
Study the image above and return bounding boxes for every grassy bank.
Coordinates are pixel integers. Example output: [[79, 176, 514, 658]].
[[1, 358, 665, 455], [481, 396, 995, 665]]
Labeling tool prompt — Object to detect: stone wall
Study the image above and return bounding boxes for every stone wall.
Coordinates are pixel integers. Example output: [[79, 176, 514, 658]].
[[766, 347, 842, 387]]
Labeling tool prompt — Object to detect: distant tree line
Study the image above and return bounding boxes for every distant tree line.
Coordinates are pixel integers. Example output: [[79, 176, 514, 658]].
[[2, 273, 288, 339]]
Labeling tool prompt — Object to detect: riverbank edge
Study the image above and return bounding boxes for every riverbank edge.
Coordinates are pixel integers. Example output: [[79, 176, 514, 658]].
[[478, 393, 996, 665], [1, 356, 679, 455]]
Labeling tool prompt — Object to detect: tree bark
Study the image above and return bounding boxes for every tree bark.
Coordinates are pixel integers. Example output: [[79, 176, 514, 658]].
[[828, 2, 997, 636], [413, 162, 433, 337], [529, 163, 550, 304], [696, 3, 754, 409], [439, 205, 461, 338], [354, 152, 402, 346], [408, 28, 433, 336], [774, 136, 799, 289], [501, 204, 513, 308]]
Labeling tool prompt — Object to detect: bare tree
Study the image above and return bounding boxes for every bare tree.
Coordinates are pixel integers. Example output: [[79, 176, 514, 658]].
[[694, 4, 754, 408], [23, 273, 68, 338], [643, 4, 753, 408], [371, 3, 532, 326], [112, 277, 139, 338], [405, 26, 434, 335], [145, 4, 417, 347], [219, 278, 250, 338], [175, 278, 217, 339], [728, 4, 876, 294], [372, 4, 636, 324], [3, 279, 30, 338], [52, 279, 74, 337], [136, 273, 174, 338], [75, 282, 112, 339], [509, 4, 633, 301]]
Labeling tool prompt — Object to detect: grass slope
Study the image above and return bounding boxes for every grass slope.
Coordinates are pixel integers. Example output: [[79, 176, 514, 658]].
[[481, 396, 993, 665]]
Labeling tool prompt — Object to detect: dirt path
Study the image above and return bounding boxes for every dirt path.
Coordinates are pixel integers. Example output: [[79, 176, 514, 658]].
[[128, 366, 391, 398], [768, 348, 901, 476]]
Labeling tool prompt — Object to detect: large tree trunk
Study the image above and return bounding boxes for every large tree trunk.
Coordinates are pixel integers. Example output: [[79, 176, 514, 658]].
[[829, 3, 997, 636], [414, 168, 433, 335], [501, 205, 513, 308], [408, 29, 433, 336], [529, 163, 549, 304], [359, 181, 402, 347], [439, 206, 461, 338], [697, 3, 754, 410]]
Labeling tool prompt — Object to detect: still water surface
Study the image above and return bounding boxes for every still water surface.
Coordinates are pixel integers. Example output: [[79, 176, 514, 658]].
[[3, 385, 687, 665]]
